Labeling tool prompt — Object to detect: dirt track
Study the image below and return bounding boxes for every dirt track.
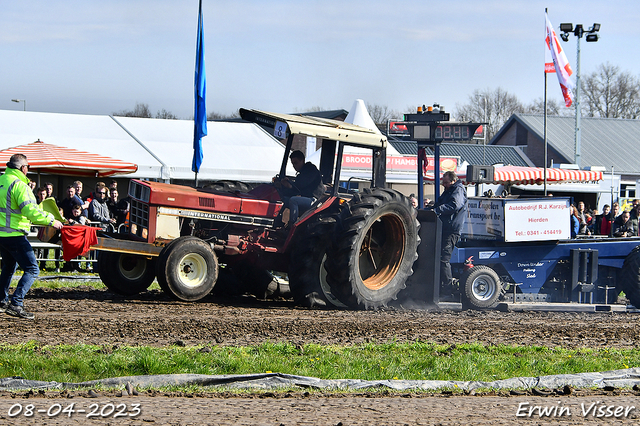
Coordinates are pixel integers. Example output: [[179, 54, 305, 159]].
[[2, 391, 639, 425], [2, 285, 640, 425], [8, 286, 639, 349]]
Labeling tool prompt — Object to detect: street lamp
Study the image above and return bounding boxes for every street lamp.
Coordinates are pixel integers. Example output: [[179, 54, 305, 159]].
[[11, 99, 26, 111], [559, 22, 600, 168]]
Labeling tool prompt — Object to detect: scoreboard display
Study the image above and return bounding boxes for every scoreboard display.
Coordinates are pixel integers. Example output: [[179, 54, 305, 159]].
[[398, 106, 484, 142], [436, 125, 472, 140]]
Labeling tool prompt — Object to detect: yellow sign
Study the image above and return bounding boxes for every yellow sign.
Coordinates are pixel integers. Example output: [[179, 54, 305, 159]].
[[39, 197, 65, 222]]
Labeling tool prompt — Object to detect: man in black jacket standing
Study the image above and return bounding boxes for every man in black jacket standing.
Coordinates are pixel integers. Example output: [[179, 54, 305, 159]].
[[431, 171, 468, 292]]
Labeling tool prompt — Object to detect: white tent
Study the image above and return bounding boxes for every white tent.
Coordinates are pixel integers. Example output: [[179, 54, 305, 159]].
[[343, 99, 401, 156], [0, 110, 162, 178], [0, 110, 285, 182], [114, 116, 285, 182]]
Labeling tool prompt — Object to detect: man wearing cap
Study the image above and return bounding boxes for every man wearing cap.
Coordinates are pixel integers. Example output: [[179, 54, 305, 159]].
[[0, 154, 63, 319], [428, 171, 468, 296]]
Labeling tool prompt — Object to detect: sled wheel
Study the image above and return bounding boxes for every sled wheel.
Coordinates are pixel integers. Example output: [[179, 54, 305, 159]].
[[289, 213, 346, 308], [461, 265, 502, 309], [325, 188, 419, 309], [98, 251, 156, 296], [156, 236, 218, 301]]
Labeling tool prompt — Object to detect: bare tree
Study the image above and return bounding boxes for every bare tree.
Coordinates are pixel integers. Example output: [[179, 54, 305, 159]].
[[365, 103, 402, 127], [156, 109, 178, 120], [525, 97, 569, 116], [207, 111, 239, 120], [113, 102, 153, 118], [454, 88, 524, 142], [297, 106, 327, 113], [113, 103, 180, 119], [581, 63, 640, 119]]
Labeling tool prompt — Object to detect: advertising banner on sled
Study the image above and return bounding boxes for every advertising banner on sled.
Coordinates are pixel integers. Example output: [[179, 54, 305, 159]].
[[504, 198, 571, 242], [462, 198, 505, 241]]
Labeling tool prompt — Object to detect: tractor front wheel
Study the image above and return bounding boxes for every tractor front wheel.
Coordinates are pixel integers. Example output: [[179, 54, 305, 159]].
[[156, 236, 218, 301]]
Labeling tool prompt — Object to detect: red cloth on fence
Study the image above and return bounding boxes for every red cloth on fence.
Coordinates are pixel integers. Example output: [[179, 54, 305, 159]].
[[60, 226, 98, 261]]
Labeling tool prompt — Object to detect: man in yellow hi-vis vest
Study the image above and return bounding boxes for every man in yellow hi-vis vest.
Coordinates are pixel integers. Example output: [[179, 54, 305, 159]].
[[0, 154, 63, 319]]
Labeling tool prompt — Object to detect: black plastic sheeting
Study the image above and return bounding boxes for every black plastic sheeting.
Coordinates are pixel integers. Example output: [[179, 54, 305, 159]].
[[1, 368, 640, 391]]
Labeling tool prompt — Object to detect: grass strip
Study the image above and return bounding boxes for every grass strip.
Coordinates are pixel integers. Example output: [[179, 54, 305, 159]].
[[20, 276, 161, 291], [0, 341, 637, 385]]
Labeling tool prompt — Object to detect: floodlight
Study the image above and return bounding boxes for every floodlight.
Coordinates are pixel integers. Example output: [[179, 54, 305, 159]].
[[555, 19, 601, 169], [11, 99, 26, 111], [574, 24, 584, 36], [559, 23, 573, 32]]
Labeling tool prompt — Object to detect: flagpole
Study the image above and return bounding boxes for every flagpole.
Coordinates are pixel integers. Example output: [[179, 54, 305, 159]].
[[192, 0, 207, 188], [544, 8, 548, 197], [544, 76, 548, 196]]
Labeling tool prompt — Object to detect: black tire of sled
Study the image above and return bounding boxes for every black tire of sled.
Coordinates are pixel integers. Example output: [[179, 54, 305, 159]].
[[460, 265, 502, 310]]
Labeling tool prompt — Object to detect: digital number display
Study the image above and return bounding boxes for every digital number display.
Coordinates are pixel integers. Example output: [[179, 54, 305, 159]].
[[435, 125, 471, 140]]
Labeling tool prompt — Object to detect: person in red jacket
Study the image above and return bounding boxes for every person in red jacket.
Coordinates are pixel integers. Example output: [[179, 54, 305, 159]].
[[601, 203, 620, 237]]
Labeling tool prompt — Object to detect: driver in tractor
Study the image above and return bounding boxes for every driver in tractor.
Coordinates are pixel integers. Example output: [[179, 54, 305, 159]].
[[273, 150, 325, 226]]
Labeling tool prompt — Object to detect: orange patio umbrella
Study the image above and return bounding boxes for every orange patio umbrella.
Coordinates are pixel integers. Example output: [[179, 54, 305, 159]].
[[0, 140, 138, 178]]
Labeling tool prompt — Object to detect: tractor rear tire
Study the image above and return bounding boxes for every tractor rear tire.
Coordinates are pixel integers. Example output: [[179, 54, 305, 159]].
[[156, 236, 218, 301], [204, 180, 253, 193], [461, 265, 502, 309], [325, 188, 419, 309], [98, 251, 156, 296], [288, 214, 346, 308], [619, 245, 640, 308], [233, 264, 279, 299]]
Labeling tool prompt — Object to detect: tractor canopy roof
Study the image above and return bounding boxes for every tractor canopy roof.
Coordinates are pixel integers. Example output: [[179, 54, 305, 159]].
[[239, 108, 387, 150]]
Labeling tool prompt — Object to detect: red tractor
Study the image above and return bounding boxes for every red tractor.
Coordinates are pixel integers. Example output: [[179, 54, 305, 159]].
[[94, 109, 420, 309]]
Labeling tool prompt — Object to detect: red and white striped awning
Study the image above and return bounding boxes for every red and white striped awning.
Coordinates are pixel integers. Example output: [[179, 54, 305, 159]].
[[492, 166, 603, 185], [0, 140, 138, 177]]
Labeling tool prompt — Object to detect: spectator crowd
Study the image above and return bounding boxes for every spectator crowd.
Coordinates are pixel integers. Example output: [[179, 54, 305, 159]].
[[30, 179, 130, 272], [570, 199, 640, 238]]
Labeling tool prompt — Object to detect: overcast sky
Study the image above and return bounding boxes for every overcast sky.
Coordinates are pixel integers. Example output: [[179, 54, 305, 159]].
[[2, 0, 639, 119]]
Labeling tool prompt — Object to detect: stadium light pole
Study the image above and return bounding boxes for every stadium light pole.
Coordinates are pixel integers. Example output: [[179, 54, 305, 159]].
[[559, 23, 600, 169], [11, 99, 26, 111]]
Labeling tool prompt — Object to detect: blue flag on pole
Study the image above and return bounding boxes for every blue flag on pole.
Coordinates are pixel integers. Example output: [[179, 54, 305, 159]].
[[192, 0, 207, 173]]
